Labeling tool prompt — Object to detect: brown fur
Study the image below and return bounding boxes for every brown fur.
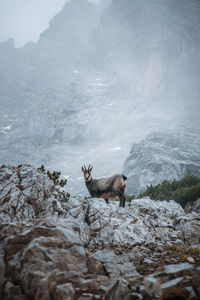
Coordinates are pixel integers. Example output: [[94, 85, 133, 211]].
[[100, 192, 116, 199]]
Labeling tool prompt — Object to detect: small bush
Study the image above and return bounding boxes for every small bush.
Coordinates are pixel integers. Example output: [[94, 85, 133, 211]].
[[37, 164, 45, 173], [37, 165, 67, 188]]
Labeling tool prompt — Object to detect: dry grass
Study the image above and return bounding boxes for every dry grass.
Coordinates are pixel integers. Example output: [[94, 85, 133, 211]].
[[135, 244, 200, 275], [162, 244, 200, 265]]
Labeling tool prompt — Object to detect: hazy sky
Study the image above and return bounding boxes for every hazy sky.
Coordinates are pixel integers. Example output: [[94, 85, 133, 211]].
[[0, 0, 71, 47], [0, 0, 100, 48]]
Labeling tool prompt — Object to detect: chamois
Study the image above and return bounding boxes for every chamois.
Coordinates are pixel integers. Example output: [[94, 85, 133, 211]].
[[81, 165, 127, 207]]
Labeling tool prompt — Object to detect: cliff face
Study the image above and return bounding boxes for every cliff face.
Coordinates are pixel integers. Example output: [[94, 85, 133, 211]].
[[123, 131, 200, 195], [0, 164, 200, 299], [0, 0, 200, 196]]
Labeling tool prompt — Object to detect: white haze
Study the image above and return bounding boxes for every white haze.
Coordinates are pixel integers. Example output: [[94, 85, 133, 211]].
[[0, 0, 199, 195], [0, 0, 68, 47], [0, 0, 104, 47]]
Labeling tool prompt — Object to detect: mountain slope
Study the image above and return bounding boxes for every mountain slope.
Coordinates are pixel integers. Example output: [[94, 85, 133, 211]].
[[123, 131, 200, 195], [0, 0, 200, 194]]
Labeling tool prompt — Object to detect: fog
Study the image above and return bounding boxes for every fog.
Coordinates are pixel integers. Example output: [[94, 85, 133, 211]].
[[0, 0, 70, 47], [0, 0, 199, 195]]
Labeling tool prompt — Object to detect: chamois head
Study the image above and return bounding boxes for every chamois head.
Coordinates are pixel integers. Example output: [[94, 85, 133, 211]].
[[81, 164, 93, 182]]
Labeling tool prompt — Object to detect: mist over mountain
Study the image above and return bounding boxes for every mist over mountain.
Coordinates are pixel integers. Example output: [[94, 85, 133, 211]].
[[0, 0, 200, 195], [123, 130, 200, 196]]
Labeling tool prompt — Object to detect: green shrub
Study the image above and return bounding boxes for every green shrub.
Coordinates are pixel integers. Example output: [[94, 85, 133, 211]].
[[37, 165, 67, 188], [171, 183, 200, 207], [138, 175, 200, 208]]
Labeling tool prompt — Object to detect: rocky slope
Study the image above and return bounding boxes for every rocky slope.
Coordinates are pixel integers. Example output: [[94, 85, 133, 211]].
[[123, 131, 200, 195], [0, 164, 200, 300]]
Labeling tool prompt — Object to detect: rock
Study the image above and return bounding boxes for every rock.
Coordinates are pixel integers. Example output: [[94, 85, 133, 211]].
[[143, 258, 154, 264], [0, 165, 67, 222], [176, 213, 200, 245], [185, 286, 198, 300], [0, 248, 6, 293], [164, 263, 194, 277], [192, 270, 200, 299], [187, 257, 195, 263], [0, 164, 200, 299], [53, 283, 75, 300], [104, 279, 130, 300], [0, 219, 110, 300], [86, 255, 106, 275], [160, 277, 195, 300], [143, 276, 161, 298], [143, 269, 200, 300], [123, 131, 200, 195], [78, 294, 95, 300], [161, 276, 184, 289], [2, 281, 27, 300], [185, 199, 200, 214], [124, 293, 143, 300]]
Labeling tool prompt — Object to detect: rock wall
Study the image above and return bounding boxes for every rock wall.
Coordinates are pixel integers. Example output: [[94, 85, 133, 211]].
[[0, 165, 200, 299], [123, 131, 200, 195], [0, 165, 68, 222]]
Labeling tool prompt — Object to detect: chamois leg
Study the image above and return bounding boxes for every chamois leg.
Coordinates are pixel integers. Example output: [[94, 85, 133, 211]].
[[122, 195, 126, 207], [119, 195, 123, 207], [119, 189, 126, 207], [104, 198, 109, 204]]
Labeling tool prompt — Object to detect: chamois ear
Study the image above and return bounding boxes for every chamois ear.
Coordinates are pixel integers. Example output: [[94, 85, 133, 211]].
[[89, 166, 93, 172], [81, 166, 85, 172]]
